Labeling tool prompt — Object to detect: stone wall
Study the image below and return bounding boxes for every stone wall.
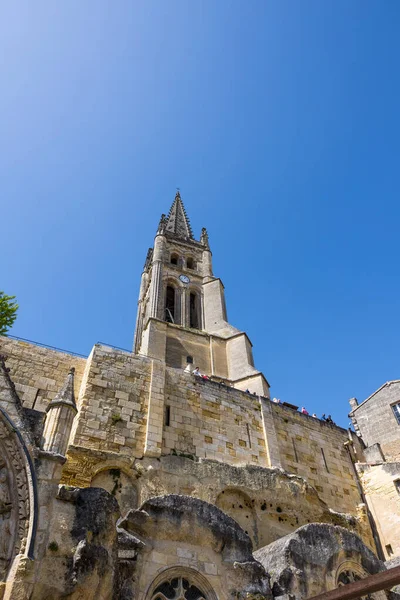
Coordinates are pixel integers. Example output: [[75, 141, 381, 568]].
[[165, 325, 214, 373], [70, 345, 152, 457], [357, 461, 400, 560], [0, 339, 369, 521], [269, 402, 365, 514], [0, 336, 86, 413], [350, 381, 400, 461], [163, 370, 268, 465]]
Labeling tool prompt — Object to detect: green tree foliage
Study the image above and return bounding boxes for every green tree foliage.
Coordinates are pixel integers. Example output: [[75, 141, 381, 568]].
[[0, 292, 18, 336]]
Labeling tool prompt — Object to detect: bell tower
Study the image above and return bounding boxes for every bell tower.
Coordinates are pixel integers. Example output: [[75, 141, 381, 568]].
[[133, 191, 269, 396]]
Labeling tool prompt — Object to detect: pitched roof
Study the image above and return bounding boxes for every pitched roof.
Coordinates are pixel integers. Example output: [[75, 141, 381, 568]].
[[165, 191, 194, 240], [352, 379, 400, 412]]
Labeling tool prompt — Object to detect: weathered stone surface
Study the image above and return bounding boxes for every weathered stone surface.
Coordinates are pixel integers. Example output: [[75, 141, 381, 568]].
[[255, 523, 386, 599], [30, 487, 119, 600], [120, 494, 272, 600]]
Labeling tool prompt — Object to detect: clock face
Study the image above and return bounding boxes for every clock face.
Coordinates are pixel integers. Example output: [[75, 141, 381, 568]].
[[179, 274, 190, 284]]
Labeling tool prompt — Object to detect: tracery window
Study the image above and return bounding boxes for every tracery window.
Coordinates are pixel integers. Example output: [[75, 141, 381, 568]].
[[337, 568, 387, 600], [151, 577, 207, 600]]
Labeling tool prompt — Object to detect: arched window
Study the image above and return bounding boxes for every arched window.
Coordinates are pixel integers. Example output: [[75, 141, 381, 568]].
[[336, 563, 387, 600], [189, 292, 200, 329], [186, 257, 195, 270], [165, 286, 176, 323], [170, 253, 179, 265], [151, 577, 207, 600], [147, 567, 217, 600]]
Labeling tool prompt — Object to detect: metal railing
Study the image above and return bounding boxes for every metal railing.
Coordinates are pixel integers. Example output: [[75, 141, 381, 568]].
[[307, 564, 400, 600], [4, 334, 87, 358], [96, 341, 133, 354]]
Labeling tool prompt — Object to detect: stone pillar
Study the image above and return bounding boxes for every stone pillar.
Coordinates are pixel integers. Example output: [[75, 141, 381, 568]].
[[349, 397, 359, 409], [260, 398, 282, 468], [200, 227, 213, 281], [133, 269, 149, 353], [148, 234, 166, 320], [181, 286, 187, 327], [42, 368, 77, 456], [144, 360, 166, 457], [202, 249, 213, 281]]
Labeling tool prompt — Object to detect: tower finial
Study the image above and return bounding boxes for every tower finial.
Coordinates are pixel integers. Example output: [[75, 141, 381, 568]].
[[200, 227, 210, 249], [157, 213, 167, 235]]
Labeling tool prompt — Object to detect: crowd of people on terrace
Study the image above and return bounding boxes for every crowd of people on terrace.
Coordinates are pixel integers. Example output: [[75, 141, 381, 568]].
[[271, 398, 336, 423], [191, 367, 336, 424]]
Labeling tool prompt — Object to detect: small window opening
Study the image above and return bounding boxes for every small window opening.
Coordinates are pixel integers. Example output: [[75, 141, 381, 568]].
[[186, 257, 195, 270], [165, 405, 170, 427], [386, 544, 394, 556], [189, 293, 199, 329], [165, 286, 175, 323], [186, 355, 193, 364], [170, 254, 178, 265], [394, 479, 400, 495], [392, 402, 400, 425]]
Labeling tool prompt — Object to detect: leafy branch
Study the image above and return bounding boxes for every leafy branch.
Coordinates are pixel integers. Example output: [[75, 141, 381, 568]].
[[0, 292, 18, 336]]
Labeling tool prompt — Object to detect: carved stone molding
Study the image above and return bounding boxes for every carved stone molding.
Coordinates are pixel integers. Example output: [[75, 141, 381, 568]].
[[0, 408, 37, 583]]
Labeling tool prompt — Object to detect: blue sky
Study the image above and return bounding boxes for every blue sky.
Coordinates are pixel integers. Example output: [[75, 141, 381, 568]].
[[2, 1, 400, 426]]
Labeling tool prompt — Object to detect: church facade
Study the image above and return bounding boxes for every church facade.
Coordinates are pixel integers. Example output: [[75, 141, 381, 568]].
[[0, 192, 399, 599]]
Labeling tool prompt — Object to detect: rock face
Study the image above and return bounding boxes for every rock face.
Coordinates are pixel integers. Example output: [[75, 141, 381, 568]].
[[255, 523, 387, 599], [119, 494, 272, 600], [31, 486, 120, 600]]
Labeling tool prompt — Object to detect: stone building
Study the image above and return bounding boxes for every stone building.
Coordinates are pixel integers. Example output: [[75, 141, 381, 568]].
[[0, 192, 398, 599], [350, 383, 400, 564]]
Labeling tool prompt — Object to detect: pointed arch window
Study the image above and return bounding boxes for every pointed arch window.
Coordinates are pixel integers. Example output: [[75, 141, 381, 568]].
[[151, 577, 207, 600], [189, 292, 200, 329], [165, 286, 176, 323], [170, 253, 179, 266], [186, 257, 196, 270]]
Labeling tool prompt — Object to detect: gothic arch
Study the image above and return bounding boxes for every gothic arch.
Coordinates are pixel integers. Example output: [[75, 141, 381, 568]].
[[162, 278, 183, 325], [187, 285, 202, 330], [0, 407, 37, 582], [146, 566, 218, 600], [335, 561, 387, 600]]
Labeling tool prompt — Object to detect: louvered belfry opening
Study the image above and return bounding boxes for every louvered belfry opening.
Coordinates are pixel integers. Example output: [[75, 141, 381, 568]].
[[189, 292, 199, 329], [165, 286, 176, 323]]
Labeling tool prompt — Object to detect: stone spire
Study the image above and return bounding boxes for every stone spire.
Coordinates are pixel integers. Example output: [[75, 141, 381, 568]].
[[164, 191, 194, 240], [42, 367, 77, 455], [48, 367, 77, 410]]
